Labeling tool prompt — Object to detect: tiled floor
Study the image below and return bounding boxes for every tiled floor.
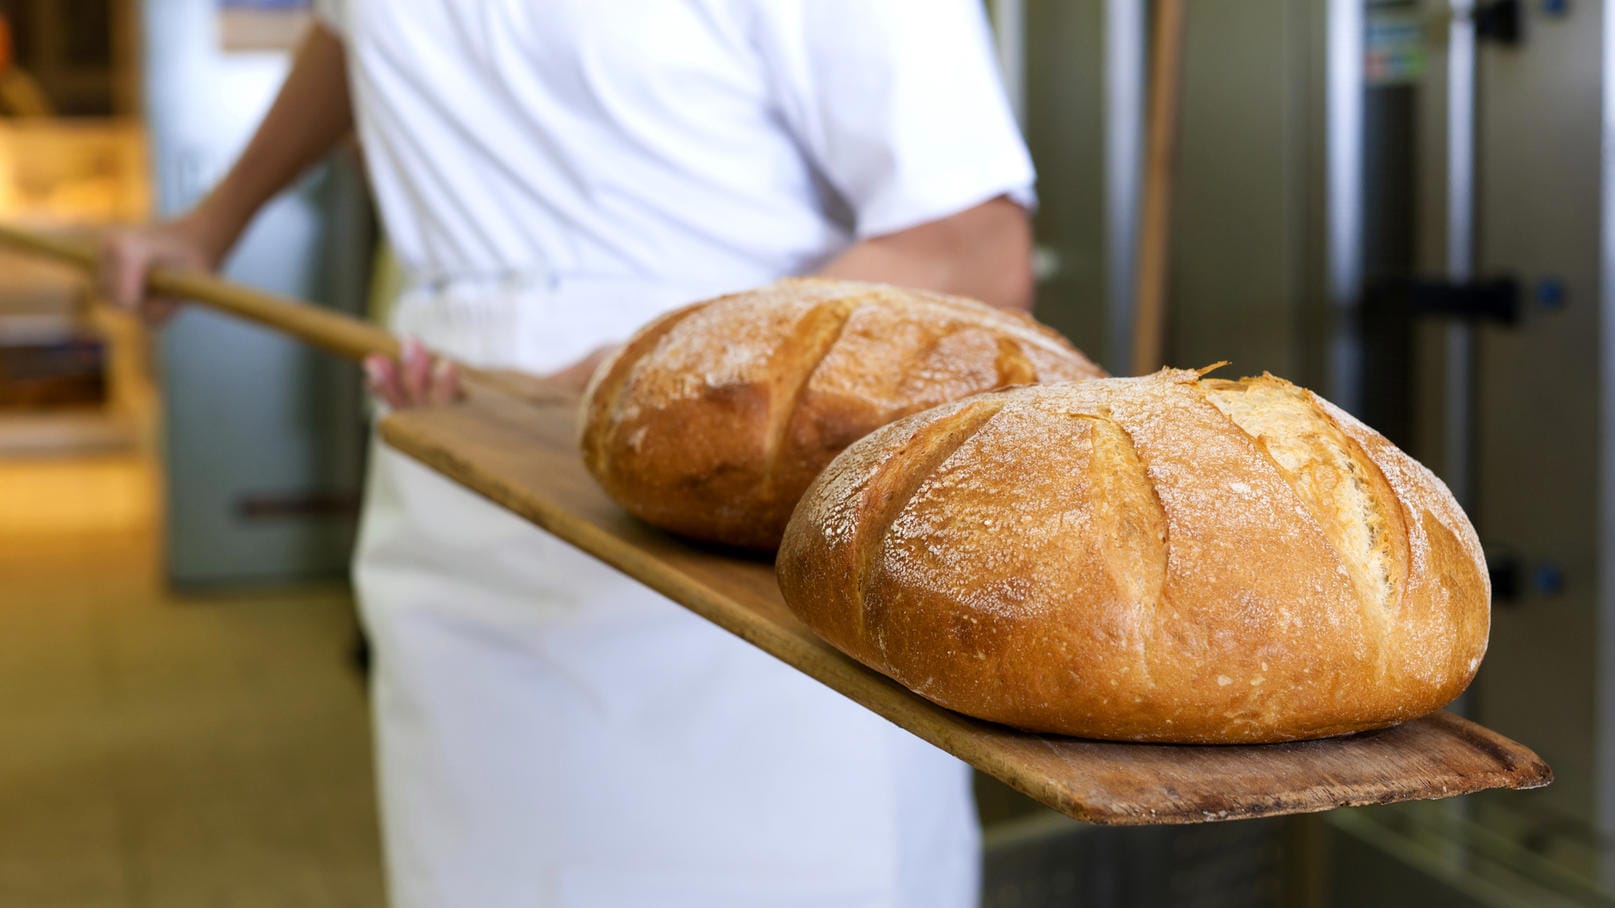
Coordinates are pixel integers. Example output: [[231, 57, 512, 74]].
[[0, 454, 385, 907]]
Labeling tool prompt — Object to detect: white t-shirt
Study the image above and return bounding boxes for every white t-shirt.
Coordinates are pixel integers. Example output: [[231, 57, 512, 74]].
[[321, 6, 1031, 905], [313, 0, 1034, 287]]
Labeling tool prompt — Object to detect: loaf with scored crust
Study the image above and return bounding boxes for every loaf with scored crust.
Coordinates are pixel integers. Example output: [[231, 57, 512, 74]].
[[580, 278, 1105, 549], [776, 369, 1490, 744]]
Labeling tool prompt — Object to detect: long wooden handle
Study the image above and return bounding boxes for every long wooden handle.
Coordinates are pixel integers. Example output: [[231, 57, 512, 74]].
[[0, 222, 402, 362], [0, 222, 573, 403], [1130, 0, 1188, 375]]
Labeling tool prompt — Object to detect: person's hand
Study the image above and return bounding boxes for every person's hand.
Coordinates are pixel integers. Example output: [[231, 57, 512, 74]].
[[544, 344, 619, 394], [363, 337, 462, 408], [98, 212, 228, 323]]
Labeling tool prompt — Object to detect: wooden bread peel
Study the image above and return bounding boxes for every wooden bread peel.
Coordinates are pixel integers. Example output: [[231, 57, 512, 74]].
[[0, 223, 1552, 824]]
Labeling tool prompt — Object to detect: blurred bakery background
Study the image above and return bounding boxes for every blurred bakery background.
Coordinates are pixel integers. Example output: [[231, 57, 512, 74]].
[[0, 0, 1609, 906]]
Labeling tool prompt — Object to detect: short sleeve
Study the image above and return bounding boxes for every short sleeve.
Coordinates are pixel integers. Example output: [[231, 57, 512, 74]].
[[754, 0, 1036, 239]]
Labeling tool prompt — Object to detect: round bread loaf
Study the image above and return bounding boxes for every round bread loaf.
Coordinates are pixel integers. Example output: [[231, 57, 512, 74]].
[[580, 278, 1105, 549], [777, 369, 1490, 743]]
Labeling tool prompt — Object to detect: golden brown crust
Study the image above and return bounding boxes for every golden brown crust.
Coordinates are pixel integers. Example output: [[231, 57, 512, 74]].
[[777, 369, 1491, 744], [580, 278, 1106, 548]]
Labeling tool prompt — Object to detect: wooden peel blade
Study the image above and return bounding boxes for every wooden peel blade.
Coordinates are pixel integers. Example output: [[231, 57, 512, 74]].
[[376, 384, 1553, 825], [0, 221, 1552, 823]]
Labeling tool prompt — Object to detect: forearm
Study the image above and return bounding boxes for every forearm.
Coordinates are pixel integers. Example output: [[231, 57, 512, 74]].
[[816, 196, 1036, 312], [545, 198, 1036, 388], [189, 23, 354, 256]]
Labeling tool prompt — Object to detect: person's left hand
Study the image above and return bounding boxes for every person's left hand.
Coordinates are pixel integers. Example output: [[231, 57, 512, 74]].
[[545, 345, 619, 394]]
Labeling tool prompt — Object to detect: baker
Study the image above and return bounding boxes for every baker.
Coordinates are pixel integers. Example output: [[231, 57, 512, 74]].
[[101, 3, 1036, 905]]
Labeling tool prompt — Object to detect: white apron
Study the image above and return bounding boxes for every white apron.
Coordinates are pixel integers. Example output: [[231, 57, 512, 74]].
[[353, 274, 981, 908]]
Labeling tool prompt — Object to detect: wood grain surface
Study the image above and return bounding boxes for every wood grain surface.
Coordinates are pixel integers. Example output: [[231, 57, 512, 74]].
[[377, 382, 1552, 825]]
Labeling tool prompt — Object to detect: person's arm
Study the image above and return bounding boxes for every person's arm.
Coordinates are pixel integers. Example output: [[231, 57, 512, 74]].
[[541, 197, 1035, 394], [95, 24, 457, 402], [814, 195, 1034, 312], [194, 23, 354, 257], [553, 0, 1041, 394], [100, 23, 353, 315]]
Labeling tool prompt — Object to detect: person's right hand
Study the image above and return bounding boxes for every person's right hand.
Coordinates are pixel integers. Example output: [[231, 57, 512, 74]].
[[363, 338, 463, 408], [98, 213, 227, 323]]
